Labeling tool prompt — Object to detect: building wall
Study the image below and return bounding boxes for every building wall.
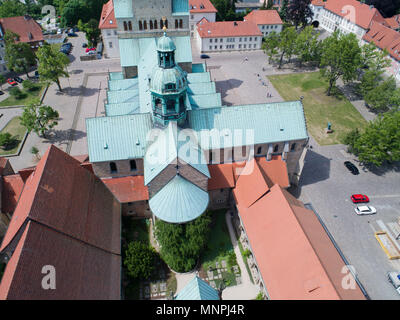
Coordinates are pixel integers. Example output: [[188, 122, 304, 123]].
[[198, 34, 263, 52], [92, 158, 144, 178], [123, 66, 138, 78], [190, 12, 216, 38], [122, 200, 151, 218], [208, 188, 231, 210], [101, 29, 120, 58], [258, 24, 282, 37], [0, 40, 7, 75]]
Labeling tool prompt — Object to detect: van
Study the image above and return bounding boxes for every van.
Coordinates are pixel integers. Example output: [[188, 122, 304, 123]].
[[388, 272, 400, 295]]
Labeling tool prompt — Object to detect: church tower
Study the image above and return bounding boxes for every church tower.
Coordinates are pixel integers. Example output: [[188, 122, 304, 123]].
[[150, 29, 188, 127]]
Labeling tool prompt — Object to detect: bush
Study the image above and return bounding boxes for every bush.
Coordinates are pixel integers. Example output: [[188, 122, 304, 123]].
[[243, 249, 251, 259], [155, 212, 212, 273], [0, 132, 17, 150], [22, 80, 38, 92], [9, 87, 27, 100], [123, 242, 156, 280], [227, 250, 237, 268], [256, 292, 264, 300]]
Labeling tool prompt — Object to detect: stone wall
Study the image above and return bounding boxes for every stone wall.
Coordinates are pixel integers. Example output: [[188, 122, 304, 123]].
[[92, 158, 144, 179]]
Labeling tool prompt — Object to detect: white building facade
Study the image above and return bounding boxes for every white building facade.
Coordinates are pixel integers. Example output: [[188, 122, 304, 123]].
[[189, 0, 217, 38], [99, 0, 120, 59]]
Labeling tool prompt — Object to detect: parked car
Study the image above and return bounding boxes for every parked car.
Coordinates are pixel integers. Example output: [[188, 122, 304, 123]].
[[33, 71, 39, 80], [82, 43, 88, 48], [87, 50, 96, 55], [388, 272, 400, 295], [200, 54, 210, 59], [67, 32, 78, 37], [72, 27, 79, 32], [351, 194, 369, 203], [61, 43, 72, 50], [7, 78, 17, 86], [0, 91, 4, 95], [85, 47, 96, 53], [57, 28, 63, 34], [344, 161, 359, 175], [13, 76, 23, 83], [354, 205, 376, 215]]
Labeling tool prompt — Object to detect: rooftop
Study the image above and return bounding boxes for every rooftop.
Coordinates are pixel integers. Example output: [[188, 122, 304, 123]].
[[197, 18, 262, 38], [244, 9, 283, 25], [0, 15, 43, 43], [175, 276, 219, 300], [102, 176, 149, 203], [189, 0, 217, 14], [99, 0, 117, 29]]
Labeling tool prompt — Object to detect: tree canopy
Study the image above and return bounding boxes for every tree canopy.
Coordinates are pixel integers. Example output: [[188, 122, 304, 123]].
[[345, 111, 400, 166], [286, 0, 312, 29], [155, 212, 212, 273], [36, 44, 70, 92], [124, 242, 156, 280], [0, 0, 27, 18], [20, 99, 59, 138]]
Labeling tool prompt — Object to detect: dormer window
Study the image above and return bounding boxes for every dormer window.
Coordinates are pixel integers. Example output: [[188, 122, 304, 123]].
[[165, 83, 176, 91]]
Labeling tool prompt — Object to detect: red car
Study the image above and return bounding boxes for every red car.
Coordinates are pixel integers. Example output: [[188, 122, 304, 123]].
[[7, 78, 17, 86], [85, 47, 96, 53], [351, 194, 370, 203]]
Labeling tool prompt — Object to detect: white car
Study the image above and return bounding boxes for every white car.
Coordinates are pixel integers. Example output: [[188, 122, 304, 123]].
[[354, 205, 377, 215]]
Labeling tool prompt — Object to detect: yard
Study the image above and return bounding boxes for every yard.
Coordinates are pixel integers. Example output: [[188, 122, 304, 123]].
[[0, 117, 27, 156], [199, 210, 242, 289], [268, 72, 368, 145], [121, 217, 177, 300], [0, 82, 45, 107]]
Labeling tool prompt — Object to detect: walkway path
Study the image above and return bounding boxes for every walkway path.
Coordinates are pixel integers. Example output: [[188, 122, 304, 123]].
[[222, 211, 259, 300]]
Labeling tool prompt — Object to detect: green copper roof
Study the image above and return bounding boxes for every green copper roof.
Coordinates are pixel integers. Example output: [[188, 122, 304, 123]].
[[172, 0, 190, 15], [150, 66, 187, 94], [187, 72, 211, 84], [105, 102, 140, 116], [119, 36, 192, 68], [192, 63, 206, 73], [149, 175, 209, 223], [108, 78, 139, 91], [86, 113, 152, 163], [109, 72, 124, 80], [157, 34, 176, 52], [113, 0, 134, 18], [187, 82, 216, 95], [144, 122, 210, 186], [107, 89, 139, 104], [175, 276, 220, 300], [189, 93, 222, 109], [188, 101, 309, 150]]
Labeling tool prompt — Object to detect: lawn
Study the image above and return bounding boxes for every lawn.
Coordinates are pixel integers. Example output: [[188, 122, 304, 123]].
[[200, 210, 240, 288], [0, 117, 27, 156], [0, 83, 45, 107], [268, 72, 368, 145]]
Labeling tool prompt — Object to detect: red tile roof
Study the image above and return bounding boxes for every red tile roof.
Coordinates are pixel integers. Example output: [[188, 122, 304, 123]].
[[363, 20, 400, 62], [207, 163, 235, 190], [197, 19, 262, 38], [0, 157, 14, 176], [255, 155, 290, 188], [0, 15, 43, 43], [102, 176, 149, 203], [236, 184, 365, 300], [324, 0, 385, 30], [17, 168, 34, 183], [99, 0, 117, 29], [385, 15, 400, 29], [1, 174, 24, 214], [0, 145, 121, 299], [0, 221, 121, 300], [0, 145, 121, 255], [189, 0, 217, 13], [311, 0, 325, 6], [244, 9, 283, 25]]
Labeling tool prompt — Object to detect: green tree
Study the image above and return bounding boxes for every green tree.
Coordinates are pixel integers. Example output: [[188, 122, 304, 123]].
[[80, 18, 101, 47], [22, 79, 37, 92], [277, 26, 297, 68], [0, 132, 17, 150], [295, 26, 320, 66], [61, 0, 89, 27], [262, 32, 280, 64], [0, 0, 27, 18], [345, 111, 400, 166], [364, 77, 400, 113], [279, 0, 289, 21], [36, 44, 70, 92], [155, 212, 212, 273], [124, 242, 156, 280], [9, 87, 27, 100], [4, 31, 36, 78], [20, 99, 59, 138], [320, 31, 362, 96], [0, 75, 5, 90], [286, 0, 312, 29]]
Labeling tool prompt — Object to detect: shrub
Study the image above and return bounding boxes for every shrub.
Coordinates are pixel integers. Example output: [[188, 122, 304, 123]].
[[256, 292, 264, 300], [9, 87, 26, 100], [22, 79, 38, 92], [227, 250, 237, 268], [155, 212, 212, 273], [0, 132, 17, 150], [243, 249, 251, 259], [123, 242, 156, 280]]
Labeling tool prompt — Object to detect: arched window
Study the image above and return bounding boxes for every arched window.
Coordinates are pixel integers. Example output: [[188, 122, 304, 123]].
[[128, 21, 132, 30], [257, 146, 262, 155], [154, 20, 158, 29], [166, 99, 175, 112], [179, 19, 183, 28], [150, 20, 153, 30], [144, 21, 147, 30], [130, 160, 137, 171], [175, 19, 178, 29], [209, 151, 213, 163], [165, 19, 168, 28], [160, 19, 163, 28], [179, 96, 185, 113], [139, 21, 143, 30], [155, 98, 162, 110], [291, 143, 296, 151], [273, 145, 279, 153], [110, 162, 117, 174], [123, 21, 128, 31]]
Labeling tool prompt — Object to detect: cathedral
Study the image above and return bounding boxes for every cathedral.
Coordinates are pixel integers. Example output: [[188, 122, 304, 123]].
[[86, 0, 309, 224]]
